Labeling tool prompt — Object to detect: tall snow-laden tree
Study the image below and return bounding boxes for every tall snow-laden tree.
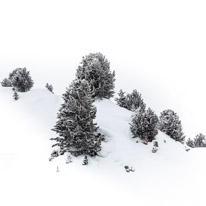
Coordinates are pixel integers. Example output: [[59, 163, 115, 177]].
[[130, 108, 158, 142], [76, 52, 115, 99], [158, 109, 185, 143], [9, 68, 34, 92], [51, 79, 102, 158]]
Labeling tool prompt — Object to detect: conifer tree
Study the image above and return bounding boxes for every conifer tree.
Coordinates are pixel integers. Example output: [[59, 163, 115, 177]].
[[51, 79, 102, 158], [115, 89, 146, 112], [127, 90, 146, 112], [1, 78, 12, 87], [9, 68, 34, 92], [130, 108, 158, 142], [158, 109, 185, 143], [193, 133, 206, 147], [76, 52, 115, 99], [186, 138, 195, 148], [115, 89, 128, 109]]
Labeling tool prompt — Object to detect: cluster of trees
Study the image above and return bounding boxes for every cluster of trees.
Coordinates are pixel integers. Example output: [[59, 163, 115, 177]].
[[116, 90, 185, 143], [1, 52, 203, 165], [51, 53, 115, 163], [186, 133, 206, 148], [115, 89, 145, 112]]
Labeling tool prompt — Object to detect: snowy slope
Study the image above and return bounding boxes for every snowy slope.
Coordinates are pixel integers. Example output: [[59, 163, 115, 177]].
[[0, 86, 206, 206]]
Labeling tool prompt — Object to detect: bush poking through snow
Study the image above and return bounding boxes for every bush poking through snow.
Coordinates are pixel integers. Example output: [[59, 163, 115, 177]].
[[13, 89, 19, 100], [76, 52, 115, 99], [158, 109, 185, 143], [82, 156, 88, 165], [115, 89, 146, 112], [124, 165, 135, 172], [152, 141, 159, 153], [1, 78, 12, 87], [51, 79, 103, 158], [130, 108, 158, 142], [46, 83, 54, 93], [9, 68, 34, 92]]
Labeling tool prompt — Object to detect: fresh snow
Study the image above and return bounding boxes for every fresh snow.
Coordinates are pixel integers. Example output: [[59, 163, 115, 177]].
[[0, 86, 206, 206]]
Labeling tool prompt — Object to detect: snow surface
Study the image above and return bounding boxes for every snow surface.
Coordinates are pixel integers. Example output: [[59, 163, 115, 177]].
[[0, 86, 206, 206]]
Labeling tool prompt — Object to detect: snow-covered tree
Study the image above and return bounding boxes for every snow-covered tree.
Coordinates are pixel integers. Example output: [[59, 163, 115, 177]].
[[186, 138, 195, 148], [115, 89, 128, 109], [51, 79, 102, 158], [9, 68, 34, 92], [1, 78, 12, 87], [158, 109, 185, 143], [193, 133, 206, 147], [127, 90, 146, 112], [46, 83, 54, 93], [130, 108, 158, 142], [76, 52, 115, 99], [115, 89, 146, 112]]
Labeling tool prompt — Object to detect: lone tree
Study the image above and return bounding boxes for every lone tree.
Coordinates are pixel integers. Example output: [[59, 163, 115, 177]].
[[76, 52, 115, 99], [130, 108, 158, 142], [115, 89, 146, 112], [9, 68, 34, 92], [51, 79, 102, 158], [158, 109, 185, 143]]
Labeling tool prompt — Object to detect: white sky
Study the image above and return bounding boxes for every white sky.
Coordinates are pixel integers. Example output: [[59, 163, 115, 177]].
[[0, 0, 206, 138]]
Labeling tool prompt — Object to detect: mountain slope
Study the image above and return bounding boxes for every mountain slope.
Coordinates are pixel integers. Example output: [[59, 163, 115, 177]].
[[0, 86, 206, 206]]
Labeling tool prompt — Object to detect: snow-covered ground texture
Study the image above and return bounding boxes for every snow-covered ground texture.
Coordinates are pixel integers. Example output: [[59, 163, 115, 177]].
[[0, 86, 206, 206]]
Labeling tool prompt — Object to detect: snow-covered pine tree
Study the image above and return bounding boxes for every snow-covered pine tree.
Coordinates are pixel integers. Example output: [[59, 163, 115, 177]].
[[51, 79, 102, 158], [130, 108, 158, 142], [115, 89, 128, 109], [46, 83, 54, 93], [1, 78, 12, 87], [186, 138, 195, 148], [193, 133, 206, 147], [158, 109, 185, 143], [127, 90, 146, 112], [9, 68, 34, 92], [76, 52, 115, 99]]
